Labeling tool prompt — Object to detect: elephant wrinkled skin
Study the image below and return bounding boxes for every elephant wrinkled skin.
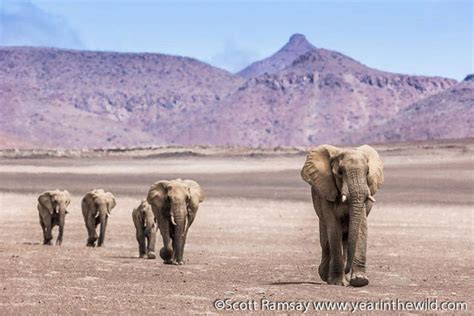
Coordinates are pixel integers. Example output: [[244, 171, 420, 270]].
[[37, 189, 71, 245], [132, 200, 157, 259], [147, 179, 204, 265], [81, 189, 116, 247], [301, 144, 384, 287]]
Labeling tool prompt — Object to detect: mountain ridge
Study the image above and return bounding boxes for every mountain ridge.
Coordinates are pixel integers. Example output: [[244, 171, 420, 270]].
[[0, 34, 466, 149]]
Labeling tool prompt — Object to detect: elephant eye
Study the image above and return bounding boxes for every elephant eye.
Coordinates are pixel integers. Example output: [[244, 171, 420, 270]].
[[338, 169, 343, 175]]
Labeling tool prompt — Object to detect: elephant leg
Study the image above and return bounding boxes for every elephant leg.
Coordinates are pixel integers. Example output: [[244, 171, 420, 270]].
[[324, 204, 346, 285], [350, 215, 369, 287], [318, 221, 330, 282], [158, 215, 173, 264], [136, 230, 146, 258], [341, 217, 350, 283], [39, 216, 51, 245], [342, 233, 350, 284], [86, 216, 98, 247], [171, 229, 179, 264], [146, 231, 156, 259], [42, 215, 53, 245]]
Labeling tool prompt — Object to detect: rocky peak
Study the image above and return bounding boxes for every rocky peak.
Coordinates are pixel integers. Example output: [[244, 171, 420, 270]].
[[237, 33, 315, 78], [286, 33, 315, 49], [463, 74, 474, 82]]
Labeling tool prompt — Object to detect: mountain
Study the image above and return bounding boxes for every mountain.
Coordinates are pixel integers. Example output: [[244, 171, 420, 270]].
[[238, 34, 315, 78], [0, 35, 464, 149], [178, 48, 457, 146], [0, 47, 244, 148], [358, 75, 473, 143]]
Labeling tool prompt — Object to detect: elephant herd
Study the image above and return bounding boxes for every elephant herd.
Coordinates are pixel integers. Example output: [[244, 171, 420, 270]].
[[37, 179, 204, 265], [35, 145, 384, 287]]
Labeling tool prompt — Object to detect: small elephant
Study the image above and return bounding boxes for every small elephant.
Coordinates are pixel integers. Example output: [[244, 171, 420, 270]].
[[132, 200, 157, 259], [301, 144, 384, 287], [37, 190, 71, 245], [147, 179, 204, 265], [81, 189, 116, 247]]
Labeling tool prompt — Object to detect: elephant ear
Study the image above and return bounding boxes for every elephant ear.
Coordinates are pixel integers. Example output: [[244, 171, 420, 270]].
[[183, 179, 204, 209], [301, 145, 341, 202], [147, 181, 170, 213], [357, 145, 384, 195], [82, 191, 98, 217], [63, 191, 71, 206], [105, 192, 116, 212], [38, 191, 54, 215]]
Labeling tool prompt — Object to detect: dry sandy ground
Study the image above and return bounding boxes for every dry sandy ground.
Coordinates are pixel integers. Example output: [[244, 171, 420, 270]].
[[0, 142, 472, 314]]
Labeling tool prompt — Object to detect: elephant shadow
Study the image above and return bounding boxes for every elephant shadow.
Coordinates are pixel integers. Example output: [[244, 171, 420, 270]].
[[107, 255, 143, 260], [268, 281, 324, 286]]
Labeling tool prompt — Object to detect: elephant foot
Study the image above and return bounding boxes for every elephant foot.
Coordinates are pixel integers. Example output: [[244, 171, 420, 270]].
[[55, 239, 62, 246], [350, 273, 369, 287], [163, 260, 173, 265], [327, 275, 349, 286], [318, 265, 329, 282], [86, 242, 96, 247], [139, 254, 146, 259], [147, 252, 156, 259], [171, 260, 184, 265], [43, 239, 52, 245], [159, 247, 173, 261]]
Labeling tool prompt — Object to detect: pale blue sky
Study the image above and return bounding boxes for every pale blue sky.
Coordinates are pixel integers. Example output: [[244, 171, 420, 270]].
[[1, 0, 472, 80]]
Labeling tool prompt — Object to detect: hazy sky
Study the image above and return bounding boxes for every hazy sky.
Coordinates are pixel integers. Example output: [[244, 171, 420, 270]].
[[0, 0, 472, 80]]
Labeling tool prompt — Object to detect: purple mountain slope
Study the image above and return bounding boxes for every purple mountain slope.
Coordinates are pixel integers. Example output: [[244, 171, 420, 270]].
[[0, 34, 464, 149]]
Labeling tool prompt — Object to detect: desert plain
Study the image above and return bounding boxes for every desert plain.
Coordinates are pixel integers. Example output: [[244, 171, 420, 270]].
[[0, 140, 472, 314]]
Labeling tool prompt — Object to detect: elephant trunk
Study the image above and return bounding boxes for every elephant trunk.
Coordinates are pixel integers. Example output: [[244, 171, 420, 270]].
[[98, 210, 108, 247], [345, 171, 368, 274], [57, 211, 66, 244], [143, 213, 155, 237], [171, 203, 187, 264]]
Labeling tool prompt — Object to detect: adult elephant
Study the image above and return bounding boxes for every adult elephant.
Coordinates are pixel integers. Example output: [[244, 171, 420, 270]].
[[301, 144, 384, 287], [37, 189, 71, 245], [82, 189, 116, 247], [132, 200, 157, 259], [147, 179, 204, 265]]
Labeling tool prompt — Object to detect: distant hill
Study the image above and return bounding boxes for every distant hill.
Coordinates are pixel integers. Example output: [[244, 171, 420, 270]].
[[0, 47, 244, 148], [180, 43, 457, 146], [0, 35, 465, 149], [358, 75, 473, 143]]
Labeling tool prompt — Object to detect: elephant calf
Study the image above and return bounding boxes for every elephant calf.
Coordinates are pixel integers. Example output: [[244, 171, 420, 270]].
[[82, 189, 116, 247], [147, 179, 204, 265], [301, 144, 384, 287], [37, 190, 71, 245], [132, 200, 157, 259]]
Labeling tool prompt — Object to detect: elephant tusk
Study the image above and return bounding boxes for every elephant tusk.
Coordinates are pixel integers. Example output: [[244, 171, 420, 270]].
[[368, 195, 376, 202], [170, 214, 177, 226], [341, 195, 347, 203]]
